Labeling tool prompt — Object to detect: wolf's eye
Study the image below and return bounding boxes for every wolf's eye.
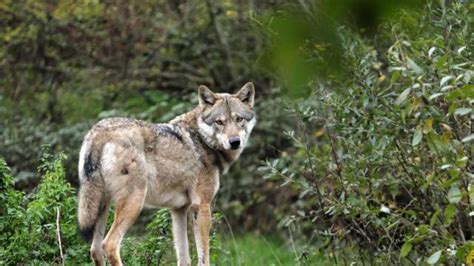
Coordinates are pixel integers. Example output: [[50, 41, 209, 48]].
[[215, 120, 224, 126], [236, 117, 243, 122]]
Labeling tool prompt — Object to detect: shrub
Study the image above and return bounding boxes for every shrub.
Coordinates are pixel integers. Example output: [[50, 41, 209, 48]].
[[261, 1, 473, 264], [122, 209, 175, 265], [0, 146, 89, 264], [0, 147, 226, 264]]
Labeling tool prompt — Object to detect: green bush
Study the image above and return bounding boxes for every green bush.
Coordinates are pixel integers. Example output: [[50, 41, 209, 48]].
[[261, 1, 473, 264], [0, 146, 89, 264], [121, 209, 175, 265], [123, 210, 227, 265], [0, 147, 226, 264]]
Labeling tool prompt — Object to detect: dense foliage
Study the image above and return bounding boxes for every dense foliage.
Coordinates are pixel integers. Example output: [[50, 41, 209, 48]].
[[1, 0, 472, 265], [0, 148, 88, 264], [261, 1, 473, 264], [0, 149, 227, 264]]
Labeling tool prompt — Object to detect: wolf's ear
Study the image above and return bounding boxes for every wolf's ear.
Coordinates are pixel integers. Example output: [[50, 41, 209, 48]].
[[235, 82, 255, 108], [198, 85, 216, 106]]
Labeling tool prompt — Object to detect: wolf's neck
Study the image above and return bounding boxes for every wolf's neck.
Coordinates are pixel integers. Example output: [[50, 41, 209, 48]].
[[213, 148, 242, 175], [170, 107, 212, 144], [170, 107, 242, 173]]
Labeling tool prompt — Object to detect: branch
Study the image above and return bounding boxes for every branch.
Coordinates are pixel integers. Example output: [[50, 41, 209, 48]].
[[56, 207, 64, 266]]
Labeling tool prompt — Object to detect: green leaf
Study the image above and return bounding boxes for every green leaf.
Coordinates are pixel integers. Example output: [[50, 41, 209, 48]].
[[417, 224, 429, 235], [406, 57, 423, 74], [455, 156, 469, 168], [412, 128, 423, 146], [297, 210, 305, 217], [391, 71, 401, 84], [440, 75, 452, 86], [400, 241, 412, 258], [441, 176, 461, 189], [427, 250, 442, 264], [435, 54, 449, 68], [395, 88, 411, 105], [430, 210, 440, 226], [441, 85, 454, 92], [446, 85, 474, 100], [447, 185, 462, 204], [444, 204, 456, 225], [454, 107, 471, 116], [429, 93, 444, 101]]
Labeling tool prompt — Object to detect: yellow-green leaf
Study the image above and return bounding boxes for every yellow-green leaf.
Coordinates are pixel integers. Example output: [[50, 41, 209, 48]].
[[400, 241, 412, 258]]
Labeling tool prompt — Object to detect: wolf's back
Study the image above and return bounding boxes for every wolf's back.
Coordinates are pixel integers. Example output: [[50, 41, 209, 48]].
[[77, 136, 106, 242]]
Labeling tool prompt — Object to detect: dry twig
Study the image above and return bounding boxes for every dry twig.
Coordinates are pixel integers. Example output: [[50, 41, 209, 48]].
[[56, 207, 64, 266]]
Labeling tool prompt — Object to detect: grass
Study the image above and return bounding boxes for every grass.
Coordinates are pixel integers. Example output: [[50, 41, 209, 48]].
[[216, 234, 330, 266]]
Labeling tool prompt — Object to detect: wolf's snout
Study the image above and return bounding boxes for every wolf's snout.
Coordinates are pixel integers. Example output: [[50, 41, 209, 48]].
[[229, 136, 241, 150]]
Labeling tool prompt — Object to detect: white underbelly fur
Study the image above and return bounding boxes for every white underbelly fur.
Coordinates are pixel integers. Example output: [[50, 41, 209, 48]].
[[144, 185, 189, 209]]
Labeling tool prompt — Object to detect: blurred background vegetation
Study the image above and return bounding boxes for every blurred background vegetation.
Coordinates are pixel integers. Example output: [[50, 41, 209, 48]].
[[1, 0, 473, 265]]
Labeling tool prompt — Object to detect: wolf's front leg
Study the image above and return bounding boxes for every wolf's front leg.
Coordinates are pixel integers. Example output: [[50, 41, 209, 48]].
[[171, 207, 191, 266], [192, 203, 211, 266]]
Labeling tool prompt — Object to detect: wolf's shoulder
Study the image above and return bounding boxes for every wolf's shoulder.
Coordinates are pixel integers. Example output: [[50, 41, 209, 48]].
[[91, 117, 153, 131]]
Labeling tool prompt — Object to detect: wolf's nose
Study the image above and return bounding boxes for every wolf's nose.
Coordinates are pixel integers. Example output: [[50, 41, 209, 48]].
[[229, 137, 241, 150]]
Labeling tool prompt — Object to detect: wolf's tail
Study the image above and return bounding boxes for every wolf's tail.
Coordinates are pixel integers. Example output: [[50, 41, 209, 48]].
[[77, 141, 106, 243]]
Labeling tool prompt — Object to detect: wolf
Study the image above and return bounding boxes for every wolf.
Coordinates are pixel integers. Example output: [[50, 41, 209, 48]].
[[77, 82, 256, 266]]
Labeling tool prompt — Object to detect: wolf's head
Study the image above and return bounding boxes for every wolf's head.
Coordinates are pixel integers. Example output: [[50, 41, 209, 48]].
[[197, 82, 256, 151]]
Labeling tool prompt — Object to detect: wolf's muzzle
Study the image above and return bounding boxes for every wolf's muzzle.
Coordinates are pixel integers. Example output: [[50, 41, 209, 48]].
[[229, 136, 241, 150]]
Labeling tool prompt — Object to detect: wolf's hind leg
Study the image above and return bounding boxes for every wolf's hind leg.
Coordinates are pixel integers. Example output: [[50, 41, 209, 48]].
[[172, 207, 191, 266], [90, 202, 110, 266], [102, 189, 145, 266]]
